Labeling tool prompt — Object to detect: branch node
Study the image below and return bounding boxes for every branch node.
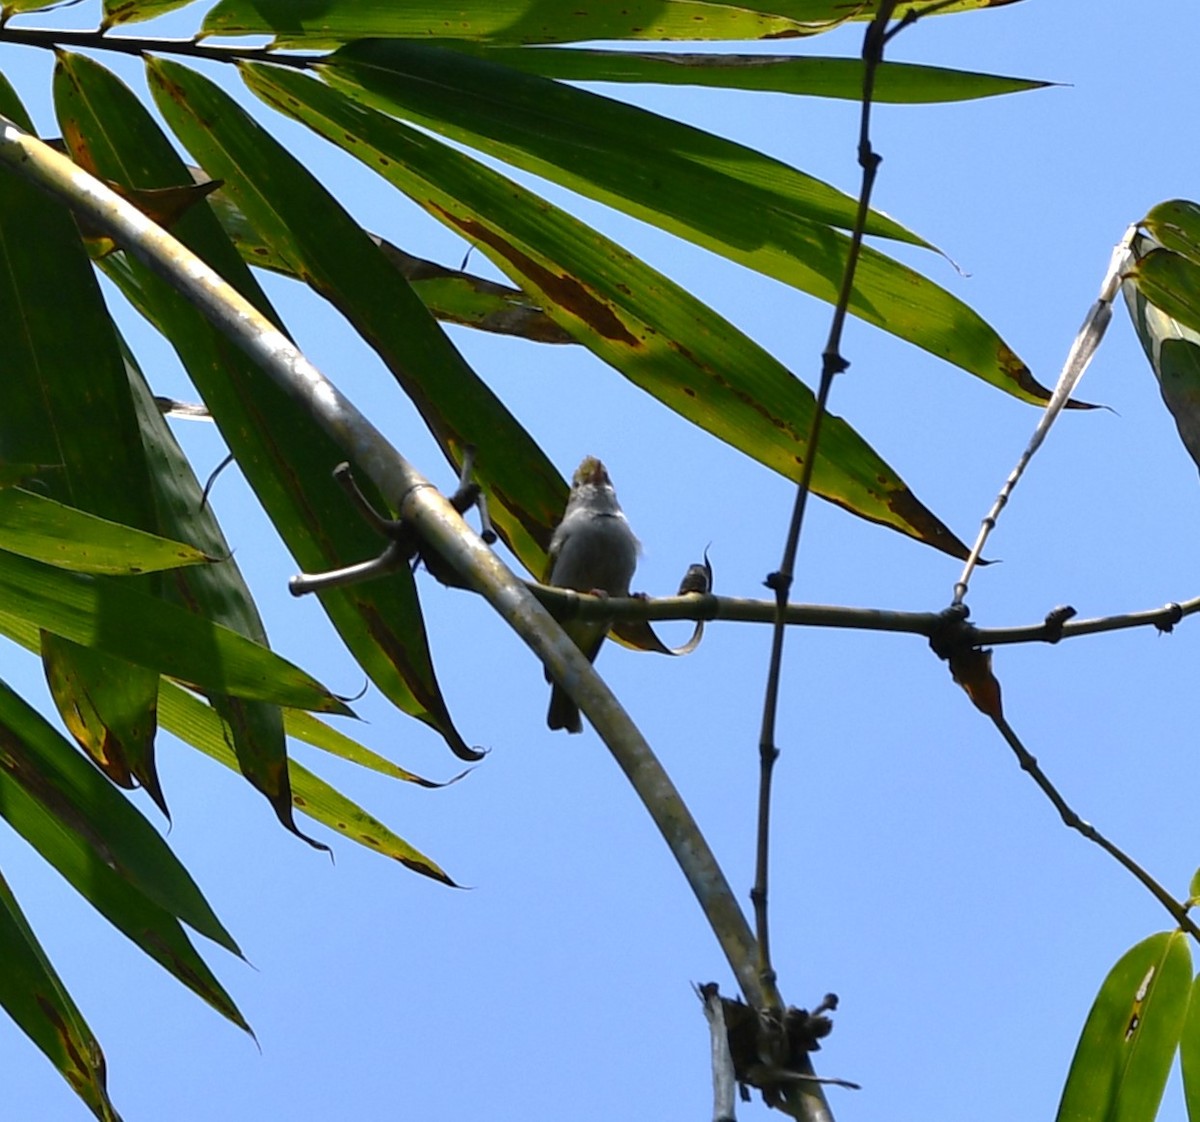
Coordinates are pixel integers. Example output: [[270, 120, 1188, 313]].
[[763, 570, 790, 594], [1156, 602, 1183, 634], [1042, 604, 1077, 643]]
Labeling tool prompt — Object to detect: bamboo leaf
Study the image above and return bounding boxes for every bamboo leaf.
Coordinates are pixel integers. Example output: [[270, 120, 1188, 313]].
[[102, 0, 200, 27], [0, 870, 120, 1122], [1180, 970, 1200, 1122], [53, 50, 478, 761], [0, 676, 243, 955], [1142, 200, 1200, 268], [0, 488, 211, 575], [438, 45, 1051, 103], [0, 549, 350, 714], [0, 70, 168, 825], [201, 0, 839, 46], [1122, 232, 1200, 477], [146, 56, 568, 567], [1056, 931, 1192, 1122], [326, 39, 922, 246], [201, 181, 573, 343], [242, 63, 972, 557], [158, 681, 456, 882], [0, 687, 249, 1031], [321, 40, 1051, 401], [1129, 248, 1200, 338]]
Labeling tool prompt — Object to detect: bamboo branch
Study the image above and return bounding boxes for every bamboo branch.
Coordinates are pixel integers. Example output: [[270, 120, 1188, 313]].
[[0, 118, 773, 1027]]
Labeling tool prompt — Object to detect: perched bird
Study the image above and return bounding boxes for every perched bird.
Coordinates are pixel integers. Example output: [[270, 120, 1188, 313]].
[[545, 457, 639, 733]]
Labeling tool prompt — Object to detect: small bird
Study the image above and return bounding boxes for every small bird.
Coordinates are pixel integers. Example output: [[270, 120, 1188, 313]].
[[545, 457, 639, 733]]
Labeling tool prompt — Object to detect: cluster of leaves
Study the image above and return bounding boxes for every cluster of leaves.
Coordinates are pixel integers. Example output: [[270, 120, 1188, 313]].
[[15, 1, 1199, 1119]]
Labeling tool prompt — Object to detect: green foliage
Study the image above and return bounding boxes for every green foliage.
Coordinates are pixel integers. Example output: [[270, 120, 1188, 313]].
[[15, 2, 1197, 1119]]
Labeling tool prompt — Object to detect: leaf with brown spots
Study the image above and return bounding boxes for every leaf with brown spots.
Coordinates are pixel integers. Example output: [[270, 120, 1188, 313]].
[[0, 871, 122, 1122], [242, 63, 973, 557]]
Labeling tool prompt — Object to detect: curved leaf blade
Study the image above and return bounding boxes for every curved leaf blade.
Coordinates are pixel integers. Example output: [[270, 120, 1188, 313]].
[[1122, 232, 1200, 476], [327, 40, 921, 246], [147, 56, 570, 568], [0, 488, 211, 574], [0, 676, 242, 955], [0, 549, 349, 713], [321, 40, 1050, 401], [158, 681, 456, 883], [242, 63, 972, 557], [0, 691, 249, 1031], [201, 0, 835, 46], [52, 50, 473, 757], [0, 72, 169, 824], [1056, 931, 1191, 1122], [1179, 970, 1200, 1122], [0, 871, 120, 1122], [445, 46, 1052, 103]]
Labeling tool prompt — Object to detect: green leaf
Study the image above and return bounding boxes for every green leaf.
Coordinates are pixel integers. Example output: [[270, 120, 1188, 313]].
[[0, 549, 349, 713], [102, 0, 200, 26], [201, 0, 839, 46], [327, 39, 920, 245], [0, 676, 242, 955], [1056, 931, 1192, 1122], [283, 708, 454, 786], [1181, 970, 1200, 1122], [0, 488, 211, 574], [157, 681, 456, 882], [0, 870, 120, 1122], [242, 62, 972, 557], [321, 40, 1051, 401], [1129, 248, 1200, 337], [0, 682, 249, 1031], [53, 50, 478, 761], [442, 45, 1051, 103], [1122, 235, 1200, 476], [1142, 200, 1200, 268], [41, 631, 167, 814], [121, 340, 321, 846], [0, 69, 169, 826], [146, 55, 568, 572], [201, 182, 573, 343]]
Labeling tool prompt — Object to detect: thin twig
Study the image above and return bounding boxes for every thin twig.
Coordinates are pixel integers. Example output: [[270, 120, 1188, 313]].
[[524, 588, 1200, 647], [0, 23, 321, 67], [991, 713, 1200, 942], [753, 0, 898, 1005]]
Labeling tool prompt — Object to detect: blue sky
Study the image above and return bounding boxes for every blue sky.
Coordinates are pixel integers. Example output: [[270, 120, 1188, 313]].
[[2, 2, 1199, 1120]]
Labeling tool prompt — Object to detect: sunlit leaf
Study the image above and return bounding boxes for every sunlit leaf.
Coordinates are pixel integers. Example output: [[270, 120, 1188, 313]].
[[1056, 931, 1191, 1122], [1142, 200, 1200, 268], [0, 680, 249, 1031], [442, 44, 1051, 103], [202, 0, 837, 46], [1122, 233, 1200, 476], [53, 50, 478, 761], [102, 0, 200, 27], [0, 487, 211, 574], [1129, 248, 1200, 337], [157, 681, 456, 882], [0, 549, 350, 713], [1181, 969, 1200, 1122], [0, 676, 242, 955], [242, 63, 973, 557], [321, 40, 1051, 401]]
